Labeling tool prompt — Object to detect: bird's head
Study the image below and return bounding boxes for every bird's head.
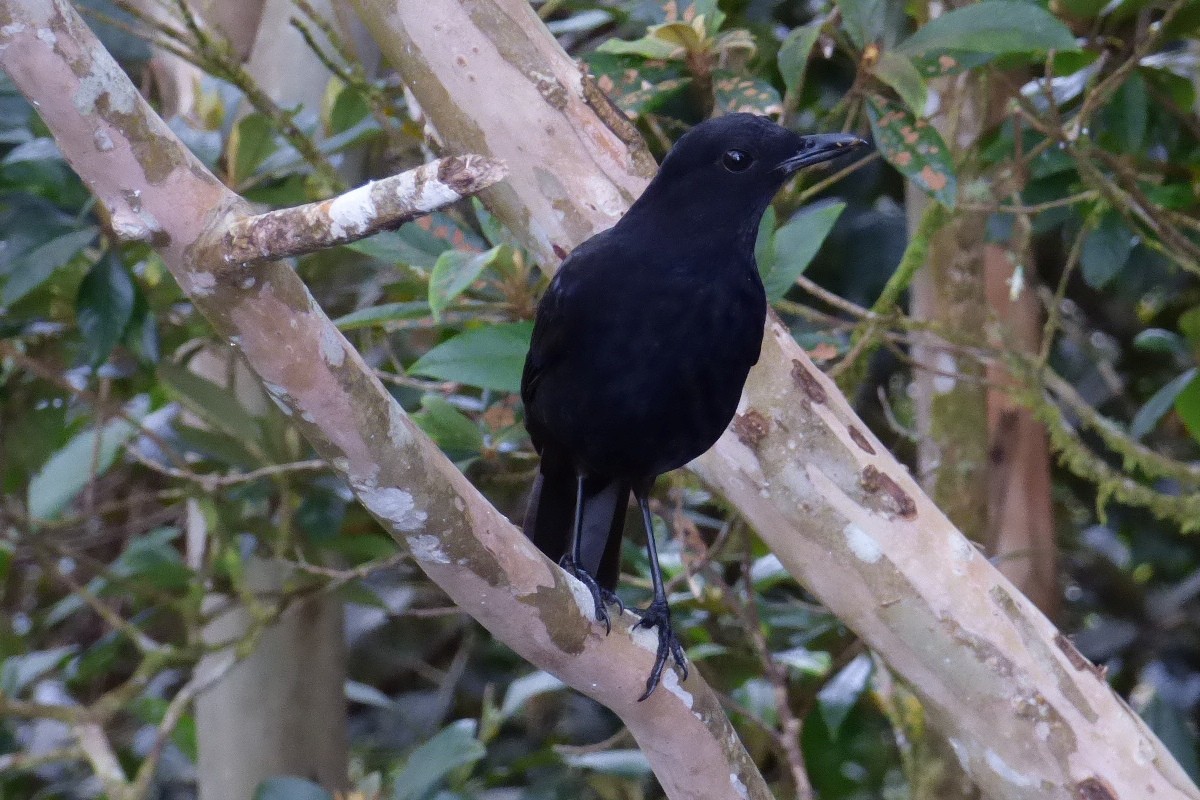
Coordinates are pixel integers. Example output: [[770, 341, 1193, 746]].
[[628, 114, 867, 237]]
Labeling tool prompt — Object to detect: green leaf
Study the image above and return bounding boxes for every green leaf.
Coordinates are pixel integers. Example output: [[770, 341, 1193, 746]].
[[76, 252, 135, 366], [896, 2, 1078, 57], [158, 360, 264, 447], [778, 23, 821, 99], [28, 407, 142, 521], [1173, 372, 1200, 446], [334, 301, 432, 331], [585, 53, 691, 116], [499, 671, 567, 720], [412, 395, 484, 454], [817, 653, 873, 736], [835, 0, 894, 49], [1138, 691, 1200, 783], [1081, 213, 1136, 289], [1132, 328, 1189, 358], [873, 51, 928, 116], [392, 719, 486, 800], [472, 197, 508, 248], [1178, 306, 1200, 349], [1056, 0, 1109, 20], [123, 284, 159, 364], [775, 646, 833, 676], [344, 221, 457, 269], [1108, 71, 1148, 152], [597, 34, 681, 59], [253, 776, 333, 800], [763, 201, 846, 301], [866, 94, 957, 208], [562, 750, 653, 779], [329, 84, 370, 136], [1130, 368, 1198, 440], [429, 246, 500, 322], [345, 679, 397, 709], [754, 205, 777, 281], [409, 322, 533, 394], [0, 646, 77, 695], [229, 112, 276, 184], [2, 226, 96, 305], [111, 527, 191, 591], [712, 72, 782, 116]]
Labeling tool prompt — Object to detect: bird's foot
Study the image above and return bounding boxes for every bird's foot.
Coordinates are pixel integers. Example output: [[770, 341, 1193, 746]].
[[633, 599, 688, 701], [559, 555, 617, 634]]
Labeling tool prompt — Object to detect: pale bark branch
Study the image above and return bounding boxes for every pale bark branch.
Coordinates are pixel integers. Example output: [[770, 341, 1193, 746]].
[[349, 1, 1200, 798], [0, 3, 768, 798], [222, 155, 507, 265]]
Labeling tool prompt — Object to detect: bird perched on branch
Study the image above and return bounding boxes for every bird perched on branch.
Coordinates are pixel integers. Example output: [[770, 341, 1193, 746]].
[[521, 113, 867, 699]]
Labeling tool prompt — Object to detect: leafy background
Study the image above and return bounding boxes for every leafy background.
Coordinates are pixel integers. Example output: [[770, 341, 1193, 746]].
[[0, 0, 1198, 797]]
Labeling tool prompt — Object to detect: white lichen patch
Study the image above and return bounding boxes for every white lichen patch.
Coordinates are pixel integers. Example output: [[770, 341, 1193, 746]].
[[359, 486, 428, 532], [409, 533, 450, 564], [1, 23, 28, 38], [319, 320, 344, 367], [328, 182, 376, 238], [946, 738, 969, 770], [932, 351, 957, 394], [185, 271, 217, 297], [388, 401, 412, 449], [563, 572, 598, 620], [73, 52, 138, 116], [844, 523, 882, 563], [629, 621, 659, 654], [261, 381, 293, 416], [661, 668, 692, 709], [93, 128, 113, 152], [949, 532, 975, 575], [392, 169, 462, 214], [985, 749, 1034, 788], [729, 773, 749, 800], [36, 28, 56, 45]]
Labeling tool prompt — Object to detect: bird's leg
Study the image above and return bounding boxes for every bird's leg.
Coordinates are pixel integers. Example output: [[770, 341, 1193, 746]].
[[559, 473, 612, 633], [632, 492, 688, 701]]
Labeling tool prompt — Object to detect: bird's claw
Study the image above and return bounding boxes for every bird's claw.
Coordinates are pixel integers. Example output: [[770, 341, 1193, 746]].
[[633, 599, 688, 701], [560, 555, 616, 634]]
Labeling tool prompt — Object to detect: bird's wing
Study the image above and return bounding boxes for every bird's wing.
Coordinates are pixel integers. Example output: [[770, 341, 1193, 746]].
[[521, 232, 617, 450]]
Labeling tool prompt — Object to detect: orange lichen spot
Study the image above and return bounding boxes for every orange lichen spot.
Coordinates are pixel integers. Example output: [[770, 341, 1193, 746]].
[[483, 403, 516, 431], [893, 151, 913, 167], [732, 409, 771, 449], [808, 342, 838, 362], [598, 75, 615, 93], [938, 55, 957, 70], [920, 165, 948, 192]]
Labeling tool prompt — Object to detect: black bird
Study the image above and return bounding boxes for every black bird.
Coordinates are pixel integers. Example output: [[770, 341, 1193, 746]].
[[521, 113, 866, 699]]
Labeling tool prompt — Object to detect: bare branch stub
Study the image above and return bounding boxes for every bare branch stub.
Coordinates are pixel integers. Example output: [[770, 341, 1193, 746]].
[[221, 155, 508, 265]]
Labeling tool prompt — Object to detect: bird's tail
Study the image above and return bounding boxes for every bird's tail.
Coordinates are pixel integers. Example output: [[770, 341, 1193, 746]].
[[523, 450, 630, 592], [523, 447, 575, 565]]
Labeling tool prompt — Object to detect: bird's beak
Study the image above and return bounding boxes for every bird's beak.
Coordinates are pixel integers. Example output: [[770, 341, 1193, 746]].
[[778, 133, 868, 173]]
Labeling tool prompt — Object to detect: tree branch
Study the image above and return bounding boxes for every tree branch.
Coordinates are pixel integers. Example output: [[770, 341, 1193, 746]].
[[222, 155, 507, 264]]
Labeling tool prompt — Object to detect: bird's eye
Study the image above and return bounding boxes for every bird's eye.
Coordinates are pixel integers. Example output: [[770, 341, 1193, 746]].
[[721, 149, 754, 172]]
